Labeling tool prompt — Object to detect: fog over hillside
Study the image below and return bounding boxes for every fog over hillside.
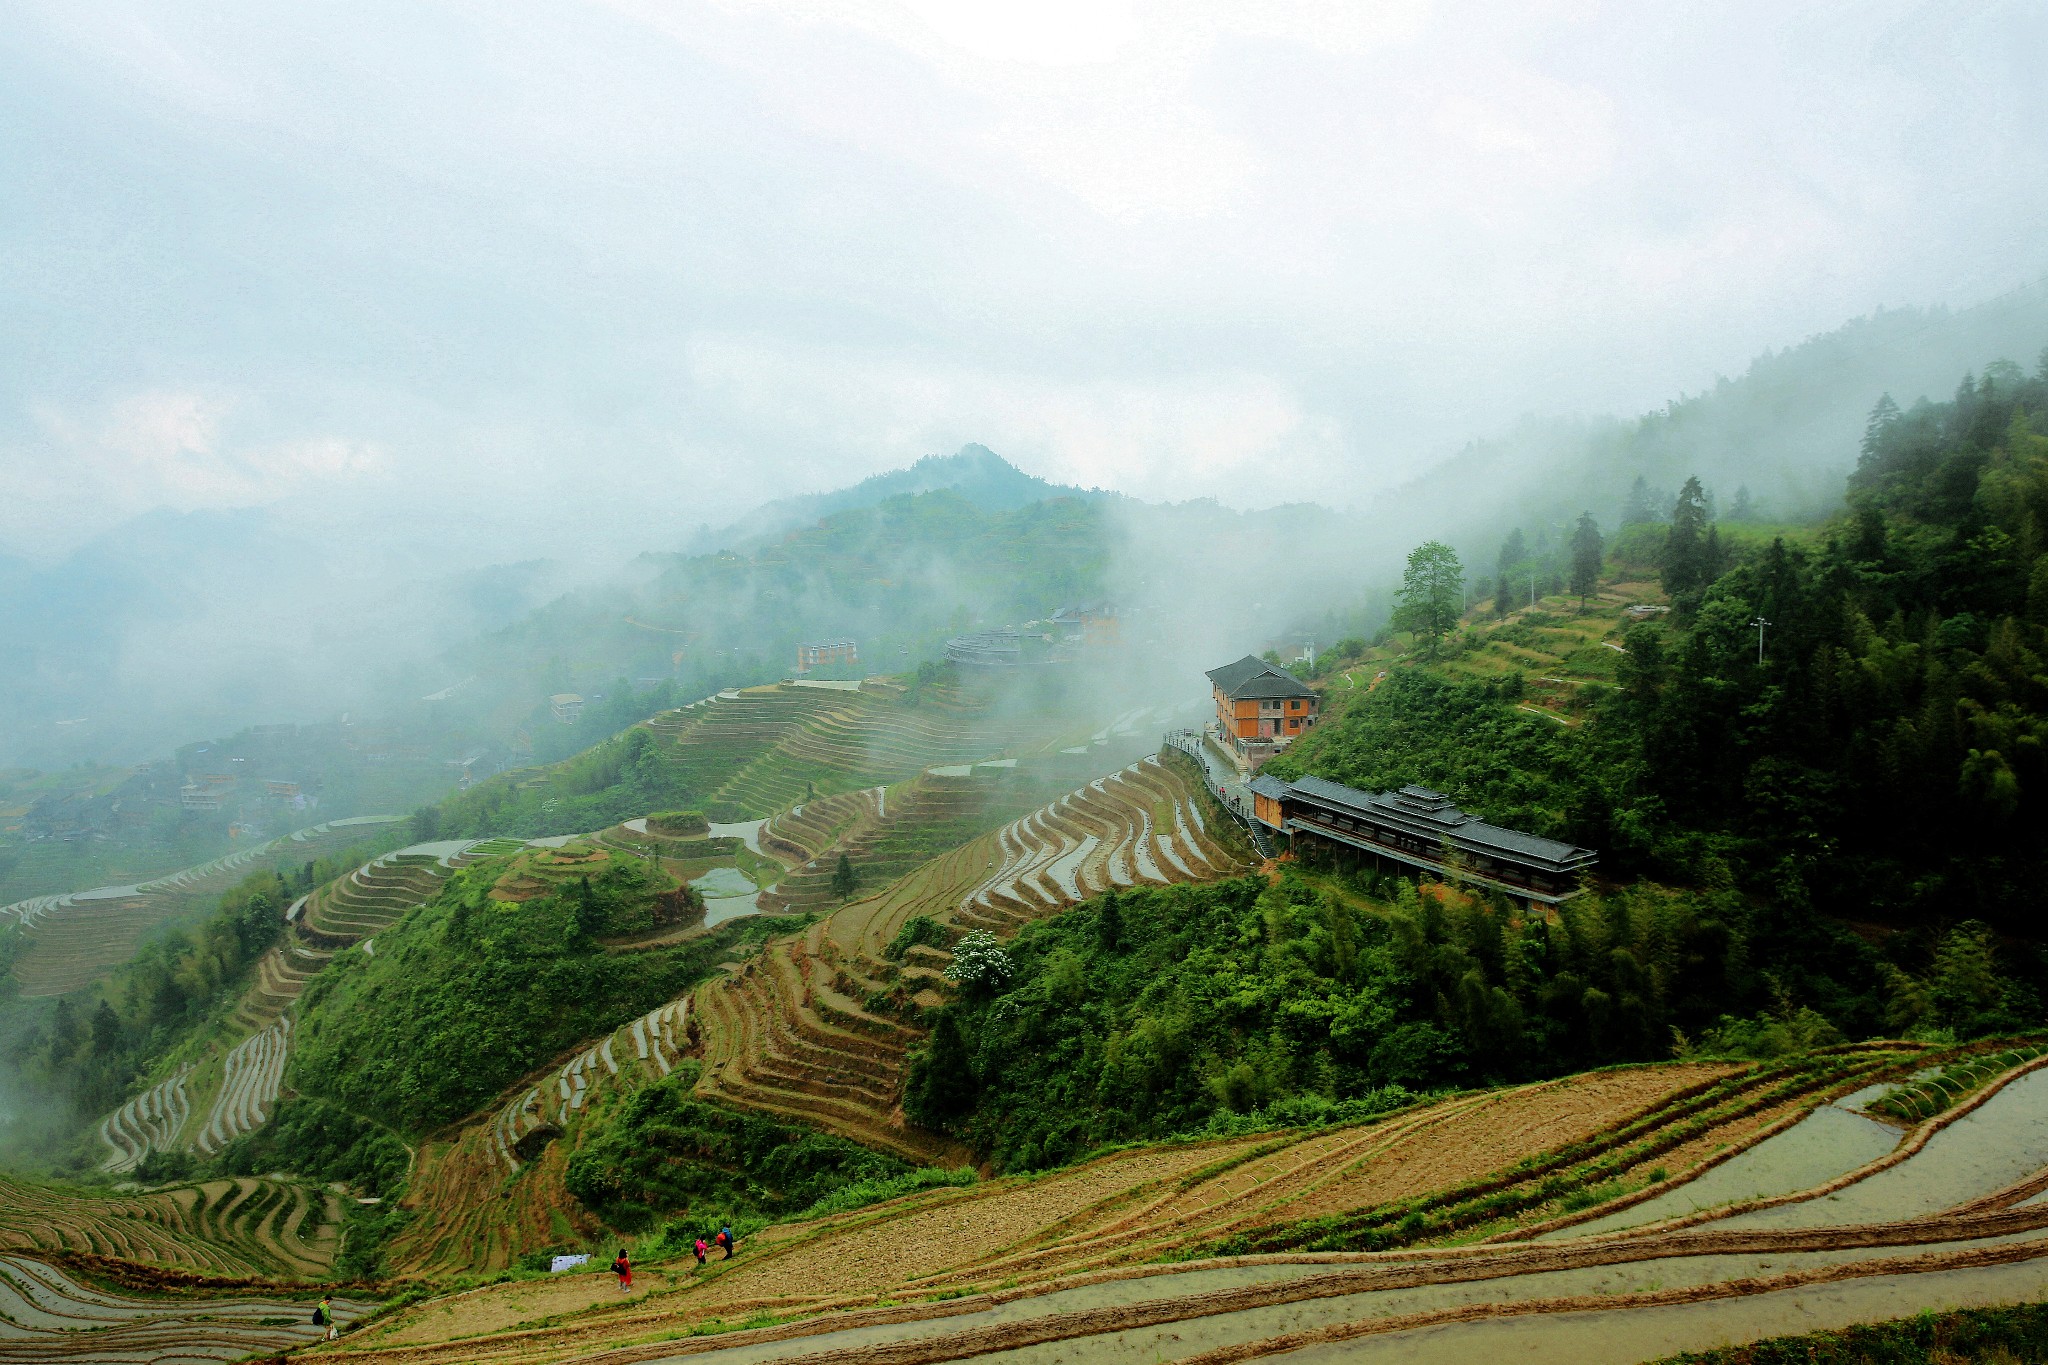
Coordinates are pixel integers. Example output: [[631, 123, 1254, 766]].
[[7, 285, 2048, 769], [3, 1, 2046, 767], [18, 14, 2048, 1347]]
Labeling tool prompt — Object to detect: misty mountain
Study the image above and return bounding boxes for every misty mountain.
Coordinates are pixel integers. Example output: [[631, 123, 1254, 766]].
[[0, 507, 575, 767], [1371, 285, 2048, 562], [695, 445, 1114, 551]]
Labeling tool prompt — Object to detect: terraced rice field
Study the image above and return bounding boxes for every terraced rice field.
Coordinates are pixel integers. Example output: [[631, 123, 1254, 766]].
[[1, 815, 406, 997], [492, 999, 692, 1171], [0, 1254, 374, 1363], [384, 999, 695, 1277], [755, 770, 1057, 919], [692, 753, 1253, 1161], [99, 1067, 194, 1174], [194, 1017, 293, 1155], [231, 941, 334, 1031], [0, 1174, 342, 1280], [952, 753, 1245, 934], [316, 1044, 2048, 1365], [96, 838, 516, 1173], [638, 685, 1071, 824], [297, 845, 473, 943], [377, 747, 1237, 1275]]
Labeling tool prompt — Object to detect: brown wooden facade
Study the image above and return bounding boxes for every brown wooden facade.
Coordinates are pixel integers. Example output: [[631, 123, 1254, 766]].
[[1205, 656, 1319, 763]]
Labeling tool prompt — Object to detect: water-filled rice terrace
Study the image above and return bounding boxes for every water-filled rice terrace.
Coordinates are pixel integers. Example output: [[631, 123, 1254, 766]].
[[303, 1041, 2048, 1365], [0, 1254, 373, 1363], [0, 1173, 342, 1280]]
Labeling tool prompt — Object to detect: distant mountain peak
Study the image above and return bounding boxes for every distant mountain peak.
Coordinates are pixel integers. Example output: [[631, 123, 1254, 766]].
[[696, 445, 1105, 551]]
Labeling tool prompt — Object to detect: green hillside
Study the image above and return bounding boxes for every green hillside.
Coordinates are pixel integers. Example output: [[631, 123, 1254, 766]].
[[905, 358, 2048, 1171], [447, 488, 1114, 707], [290, 852, 765, 1134]]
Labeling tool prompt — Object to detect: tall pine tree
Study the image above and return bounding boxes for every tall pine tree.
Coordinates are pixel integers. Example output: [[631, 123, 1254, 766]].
[[1858, 393, 1900, 473], [1569, 511, 1604, 609], [1662, 476, 1711, 596], [1622, 476, 1659, 525], [1493, 528, 1527, 616]]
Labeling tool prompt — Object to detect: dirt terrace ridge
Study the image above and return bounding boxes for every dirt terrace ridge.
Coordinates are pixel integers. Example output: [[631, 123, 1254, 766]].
[[691, 755, 1251, 1160], [306, 1048, 2048, 1365]]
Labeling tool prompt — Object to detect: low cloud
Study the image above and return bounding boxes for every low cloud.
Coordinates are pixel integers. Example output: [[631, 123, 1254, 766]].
[[685, 333, 1342, 503], [4, 391, 383, 554]]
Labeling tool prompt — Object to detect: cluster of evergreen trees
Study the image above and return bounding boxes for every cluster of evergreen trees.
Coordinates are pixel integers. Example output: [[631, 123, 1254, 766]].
[[1380, 358, 2048, 925], [10, 849, 378, 1132], [1610, 362, 2048, 921], [1475, 514, 1608, 621], [905, 872, 2035, 1173]]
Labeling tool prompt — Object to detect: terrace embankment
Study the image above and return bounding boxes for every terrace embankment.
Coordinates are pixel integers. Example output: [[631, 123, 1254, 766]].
[[0, 1173, 342, 1281], [1, 815, 405, 998], [0, 1253, 374, 1363], [309, 1044, 2048, 1365], [691, 753, 1252, 1161]]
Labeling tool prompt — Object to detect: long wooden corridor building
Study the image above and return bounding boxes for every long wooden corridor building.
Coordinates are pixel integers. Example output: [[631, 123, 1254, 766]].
[[1247, 773, 1597, 904]]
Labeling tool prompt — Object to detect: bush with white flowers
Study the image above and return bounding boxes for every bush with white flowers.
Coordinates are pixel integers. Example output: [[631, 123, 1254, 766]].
[[943, 929, 1013, 993]]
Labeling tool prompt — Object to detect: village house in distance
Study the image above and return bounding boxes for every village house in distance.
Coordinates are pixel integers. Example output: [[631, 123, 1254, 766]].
[[1206, 654, 1320, 768], [795, 638, 860, 674]]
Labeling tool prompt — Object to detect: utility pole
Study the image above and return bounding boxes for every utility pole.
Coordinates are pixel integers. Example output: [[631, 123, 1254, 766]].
[[1305, 637, 1316, 669], [1530, 573, 1537, 608], [1751, 616, 1771, 665]]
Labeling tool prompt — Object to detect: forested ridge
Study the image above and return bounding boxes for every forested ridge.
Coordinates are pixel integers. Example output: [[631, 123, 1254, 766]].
[[1287, 357, 2048, 926], [908, 359, 2048, 1170]]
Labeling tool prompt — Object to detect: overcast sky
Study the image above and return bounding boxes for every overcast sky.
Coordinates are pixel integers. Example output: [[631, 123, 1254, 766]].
[[2, 0, 2045, 562]]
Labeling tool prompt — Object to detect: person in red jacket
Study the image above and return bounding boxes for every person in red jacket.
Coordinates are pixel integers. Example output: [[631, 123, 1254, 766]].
[[612, 1248, 632, 1292]]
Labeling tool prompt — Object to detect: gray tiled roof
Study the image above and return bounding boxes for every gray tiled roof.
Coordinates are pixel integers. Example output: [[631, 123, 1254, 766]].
[[1204, 655, 1317, 701], [1278, 773, 1595, 872]]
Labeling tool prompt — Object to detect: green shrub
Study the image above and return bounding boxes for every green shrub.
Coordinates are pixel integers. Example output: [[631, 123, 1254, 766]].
[[647, 810, 710, 837], [212, 1097, 409, 1197], [563, 1070, 912, 1231], [885, 916, 952, 961]]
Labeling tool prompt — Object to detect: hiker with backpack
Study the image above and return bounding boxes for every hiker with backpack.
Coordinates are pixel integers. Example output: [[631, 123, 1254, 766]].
[[717, 1225, 735, 1259], [692, 1237, 708, 1267], [612, 1248, 633, 1292], [312, 1294, 338, 1340]]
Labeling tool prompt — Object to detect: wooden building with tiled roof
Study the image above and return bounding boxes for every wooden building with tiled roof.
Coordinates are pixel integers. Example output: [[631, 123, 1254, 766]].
[[1248, 773, 1597, 905], [1205, 655, 1319, 766]]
